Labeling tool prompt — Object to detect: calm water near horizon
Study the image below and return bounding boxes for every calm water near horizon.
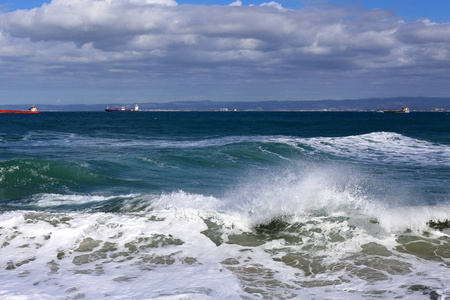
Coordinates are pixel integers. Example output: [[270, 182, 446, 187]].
[[1, 111, 449, 299]]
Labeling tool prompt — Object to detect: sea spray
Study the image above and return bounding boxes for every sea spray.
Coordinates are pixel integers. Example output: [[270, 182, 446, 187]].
[[223, 163, 372, 224]]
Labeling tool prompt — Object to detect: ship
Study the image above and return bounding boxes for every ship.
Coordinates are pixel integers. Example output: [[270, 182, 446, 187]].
[[105, 104, 140, 112], [376, 106, 410, 113], [0, 105, 39, 114]]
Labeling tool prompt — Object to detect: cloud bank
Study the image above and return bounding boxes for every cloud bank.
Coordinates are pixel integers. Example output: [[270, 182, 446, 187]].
[[1, 0, 450, 103]]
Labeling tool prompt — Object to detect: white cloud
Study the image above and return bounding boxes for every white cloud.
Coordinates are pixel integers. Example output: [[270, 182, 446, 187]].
[[0, 0, 450, 103], [260, 1, 284, 11], [398, 19, 450, 44], [229, 0, 242, 6]]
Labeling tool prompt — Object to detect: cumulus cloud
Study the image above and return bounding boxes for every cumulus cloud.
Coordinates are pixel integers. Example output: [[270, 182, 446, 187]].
[[260, 1, 285, 11], [0, 0, 449, 103], [229, 0, 242, 6]]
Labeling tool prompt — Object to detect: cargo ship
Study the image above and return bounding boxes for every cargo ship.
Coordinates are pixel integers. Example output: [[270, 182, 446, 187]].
[[0, 105, 39, 114], [105, 104, 140, 112], [376, 106, 410, 113]]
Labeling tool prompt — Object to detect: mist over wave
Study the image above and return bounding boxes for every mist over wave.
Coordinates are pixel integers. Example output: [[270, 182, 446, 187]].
[[117, 160, 450, 236]]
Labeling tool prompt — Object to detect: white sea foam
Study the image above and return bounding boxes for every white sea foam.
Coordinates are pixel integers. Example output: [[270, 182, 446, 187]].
[[1, 201, 449, 299], [373, 204, 450, 233], [285, 132, 450, 166], [0, 211, 243, 299], [30, 193, 139, 207], [19, 131, 267, 149]]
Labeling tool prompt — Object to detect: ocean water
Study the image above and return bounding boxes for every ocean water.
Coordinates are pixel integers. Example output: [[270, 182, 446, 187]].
[[0, 111, 449, 299]]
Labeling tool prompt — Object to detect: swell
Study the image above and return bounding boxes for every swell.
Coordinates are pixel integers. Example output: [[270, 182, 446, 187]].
[[6, 129, 448, 165], [3, 130, 449, 214], [0, 159, 114, 201]]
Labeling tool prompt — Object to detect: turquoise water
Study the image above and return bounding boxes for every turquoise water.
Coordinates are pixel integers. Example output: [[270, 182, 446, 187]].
[[1, 112, 449, 299]]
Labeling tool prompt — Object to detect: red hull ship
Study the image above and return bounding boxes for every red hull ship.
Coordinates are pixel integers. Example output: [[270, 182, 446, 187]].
[[0, 106, 39, 114]]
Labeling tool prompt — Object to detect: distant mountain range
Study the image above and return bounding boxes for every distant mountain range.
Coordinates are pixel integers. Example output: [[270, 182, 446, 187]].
[[2, 97, 450, 111]]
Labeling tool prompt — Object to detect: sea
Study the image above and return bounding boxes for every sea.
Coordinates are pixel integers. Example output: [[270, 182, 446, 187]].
[[0, 111, 449, 300]]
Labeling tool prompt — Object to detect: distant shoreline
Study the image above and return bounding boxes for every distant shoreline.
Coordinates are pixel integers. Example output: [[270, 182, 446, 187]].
[[10, 109, 450, 115]]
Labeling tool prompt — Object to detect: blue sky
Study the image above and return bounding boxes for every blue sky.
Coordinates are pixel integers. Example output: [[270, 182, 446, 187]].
[[1, 0, 450, 105], [179, 0, 450, 22], [4, 0, 450, 22]]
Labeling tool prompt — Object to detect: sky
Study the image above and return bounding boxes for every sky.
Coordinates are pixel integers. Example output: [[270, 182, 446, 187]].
[[1, 0, 450, 105]]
